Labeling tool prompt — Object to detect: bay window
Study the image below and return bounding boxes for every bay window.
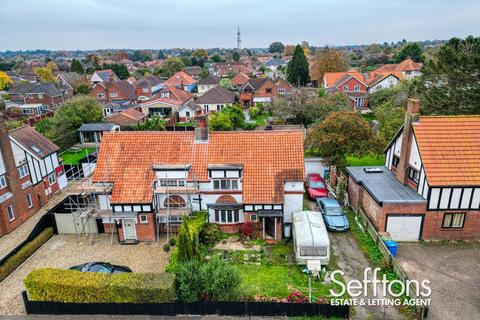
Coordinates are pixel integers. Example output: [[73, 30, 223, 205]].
[[214, 209, 240, 224]]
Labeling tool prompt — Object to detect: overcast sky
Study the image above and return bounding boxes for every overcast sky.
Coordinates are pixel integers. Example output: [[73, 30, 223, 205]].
[[1, 0, 479, 50]]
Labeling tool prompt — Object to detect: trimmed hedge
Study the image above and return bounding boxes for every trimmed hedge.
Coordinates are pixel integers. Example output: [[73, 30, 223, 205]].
[[0, 227, 54, 282], [24, 268, 175, 303]]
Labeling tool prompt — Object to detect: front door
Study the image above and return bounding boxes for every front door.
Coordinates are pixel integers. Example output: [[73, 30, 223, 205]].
[[264, 217, 276, 239], [123, 219, 136, 240]]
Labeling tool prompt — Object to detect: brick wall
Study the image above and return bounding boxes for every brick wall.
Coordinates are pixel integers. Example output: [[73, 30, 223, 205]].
[[219, 224, 241, 234], [423, 210, 480, 241], [135, 213, 156, 241], [347, 177, 362, 210]]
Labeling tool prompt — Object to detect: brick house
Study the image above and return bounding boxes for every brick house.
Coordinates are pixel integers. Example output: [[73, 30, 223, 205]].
[[195, 86, 236, 114], [56, 72, 83, 99], [106, 108, 147, 128], [323, 72, 369, 109], [0, 123, 68, 238], [8, 83, 65, 110], [139, 86, 193, 118], [239, 78, 293, 108], [347, 99, 480, 241], [162, 71, 197, 92], [91, 80, 137, 105], [92, 117, 304, 242]]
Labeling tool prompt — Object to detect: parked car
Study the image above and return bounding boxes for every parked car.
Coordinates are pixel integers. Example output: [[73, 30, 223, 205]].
[[69, 262, 132, 273], [316, 198, 349, 231], [305, 173, 328, 200]]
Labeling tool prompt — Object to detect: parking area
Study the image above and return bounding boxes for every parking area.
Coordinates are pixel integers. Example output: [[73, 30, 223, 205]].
[[397, 243, 480, 320], [0, 234, 170, 315]]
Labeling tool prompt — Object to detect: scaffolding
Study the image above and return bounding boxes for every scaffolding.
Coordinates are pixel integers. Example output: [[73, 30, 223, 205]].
[[153, 165, 199, 241], [63, 148, 115, 245]]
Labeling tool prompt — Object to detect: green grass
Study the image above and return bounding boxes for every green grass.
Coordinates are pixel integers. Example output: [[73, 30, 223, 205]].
[[59, 147, 96, 165], [239, 264, 341, 300], [360, 113, 376, 121], [176, 121, 194, 127], [346, 154, 385, 167]]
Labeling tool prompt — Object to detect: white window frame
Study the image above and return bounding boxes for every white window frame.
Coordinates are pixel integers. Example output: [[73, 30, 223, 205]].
[[213, 179, 239, 190], [158, 179, 186, 187], [343, 85, 349, 91], [214, 209, 240, 224], [139, 214, 148, 224], [354, 85, 360, 91], [6, 205, 15, 222], [97, 93, 105, 99], [278, 88, 286, 94], [109, 92, 118, 98], [26, 193, 33, 208], [0, 175, 6, 189], [250, 214, 258, 222], [18, 164, 29, 178]]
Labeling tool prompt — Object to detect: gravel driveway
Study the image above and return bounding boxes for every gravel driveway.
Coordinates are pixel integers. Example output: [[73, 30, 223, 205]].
[[0, 234, 170, 315]]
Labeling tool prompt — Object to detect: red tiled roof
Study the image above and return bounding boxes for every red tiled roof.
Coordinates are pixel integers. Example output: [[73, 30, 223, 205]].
[[162, 71, 196, 86], [374, 58, 423, 73], [120, 108, 146, 121], [230, 72, 250, 85], [148, 86, 193, 106], [413, 116, 480, 186], [93, 130, 305, 204], [324, 71, 363, 88]]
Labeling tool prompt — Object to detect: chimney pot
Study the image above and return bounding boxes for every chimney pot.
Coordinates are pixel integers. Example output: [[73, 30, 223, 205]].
[[407, 98, 420, 114]]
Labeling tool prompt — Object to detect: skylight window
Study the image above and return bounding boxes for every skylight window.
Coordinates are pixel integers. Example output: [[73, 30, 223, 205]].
[[31, 145, 41, 153]]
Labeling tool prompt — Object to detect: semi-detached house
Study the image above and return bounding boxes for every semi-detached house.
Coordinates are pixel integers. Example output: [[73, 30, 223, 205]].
[[347, 99, 480, 241], [92, 116, 305, 243]]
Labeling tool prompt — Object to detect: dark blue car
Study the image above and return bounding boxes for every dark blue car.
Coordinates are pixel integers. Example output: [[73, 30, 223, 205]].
[[316, 198, 349, 231]]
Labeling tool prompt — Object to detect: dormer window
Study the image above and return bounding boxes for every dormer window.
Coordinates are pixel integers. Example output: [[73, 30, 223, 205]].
[[213, 179, 239, 190], [159, 179, 185, 187]]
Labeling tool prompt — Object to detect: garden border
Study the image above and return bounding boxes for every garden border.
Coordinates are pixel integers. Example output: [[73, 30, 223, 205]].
[[22, 291, 350, 317]]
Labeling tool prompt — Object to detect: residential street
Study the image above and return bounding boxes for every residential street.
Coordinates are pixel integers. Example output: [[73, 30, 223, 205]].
[[397, 243, 480, 320]]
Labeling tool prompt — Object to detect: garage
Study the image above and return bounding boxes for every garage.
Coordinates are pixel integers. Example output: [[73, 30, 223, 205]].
[[386, 215, 424, 241]]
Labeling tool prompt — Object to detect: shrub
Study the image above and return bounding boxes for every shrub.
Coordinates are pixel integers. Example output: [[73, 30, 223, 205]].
[[240, 222, 260, 239], [24, 269, 175, 303], [249, 106, 261, 119], [287, 291, 309, 303], [175, 258, 240, 302], [199, 223, 221, 246], [163, 244, 171, 252], [168, 237, 177, 246], [0, 227, 54, 282], [200, 257, 240, 301]]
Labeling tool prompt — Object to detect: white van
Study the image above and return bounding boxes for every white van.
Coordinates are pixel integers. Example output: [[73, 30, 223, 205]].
[[292, 211, 330, 266]]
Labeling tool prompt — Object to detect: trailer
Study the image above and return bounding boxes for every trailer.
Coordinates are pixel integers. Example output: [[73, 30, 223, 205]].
[[292, 211, 330, 267]]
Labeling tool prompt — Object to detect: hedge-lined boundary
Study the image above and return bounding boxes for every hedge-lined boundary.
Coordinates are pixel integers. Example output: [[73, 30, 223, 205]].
[[0, 227, 54, 282], [24, 268, 175, 303]]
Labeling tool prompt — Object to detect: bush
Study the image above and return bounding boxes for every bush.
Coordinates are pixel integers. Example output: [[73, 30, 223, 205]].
[[24, 268, 175, 303], [175, 258, 240, 302], [199, 223, 221, 246], [163, 244, 171, 252], [240, 222, 260, 239], [249, 106, 261, 119], [0, 227, 54, 282], [168, 237, 177, 246]]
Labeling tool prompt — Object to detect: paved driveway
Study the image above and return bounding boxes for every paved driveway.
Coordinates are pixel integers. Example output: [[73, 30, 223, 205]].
[[0, 234, 170, 315], [397, 243, 480, 320]]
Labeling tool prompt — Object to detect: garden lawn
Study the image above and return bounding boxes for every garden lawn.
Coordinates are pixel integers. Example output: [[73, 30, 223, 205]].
[[59, 147, 96, 165], [239, 264, 344, 301], [254, 114, 268, 126], [346, 154, 385, 167]]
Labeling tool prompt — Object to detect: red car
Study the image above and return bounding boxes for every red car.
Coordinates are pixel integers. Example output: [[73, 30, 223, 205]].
[[305, 173, 328, 200]]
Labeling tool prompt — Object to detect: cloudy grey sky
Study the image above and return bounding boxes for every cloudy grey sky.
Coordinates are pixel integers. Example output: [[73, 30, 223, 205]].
[[1, 0, 479, 50]]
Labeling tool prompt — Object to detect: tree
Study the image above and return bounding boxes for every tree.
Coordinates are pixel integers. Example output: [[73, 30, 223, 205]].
[[395, 42, 424, 63], [305, 112, 382, 169], [192, 49, 209, 61], [286, 45, 310, 86], [415, 36, 480, 115], [164, 57, 185, 77], [269, 42, 285, 54], [219, 78, 232, 89], [35, 95, 103, 149], [130, 50, 151, 62], [157, 50, 166, 59], [46, 61, 58, 72], [136, 116, 166, 131], [34, 67, 56, 83], [312, 48, 349, 85], [177, 217, 199, 263], [209, 112, 233, 131], [222, 105, 245, 129], [200, 67, 209, 79], [74, 82, 91, 95], [102, 63, 130, 79], [70, 59, 84, 74], [210, 54, 225, 62], [232, 51, 240, 62], [0, 71, 13, 90]]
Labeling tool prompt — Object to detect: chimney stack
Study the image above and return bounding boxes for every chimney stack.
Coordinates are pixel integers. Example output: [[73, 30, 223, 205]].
[[396, 98, 420, 184], [194, 114, 208, 143], [360, 64, 366, 74], [0, 115, 26, 226]]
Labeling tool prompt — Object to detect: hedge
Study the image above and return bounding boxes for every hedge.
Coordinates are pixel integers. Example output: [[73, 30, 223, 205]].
[[0, 227, 54, 282], [24, 268, 175, 303]]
